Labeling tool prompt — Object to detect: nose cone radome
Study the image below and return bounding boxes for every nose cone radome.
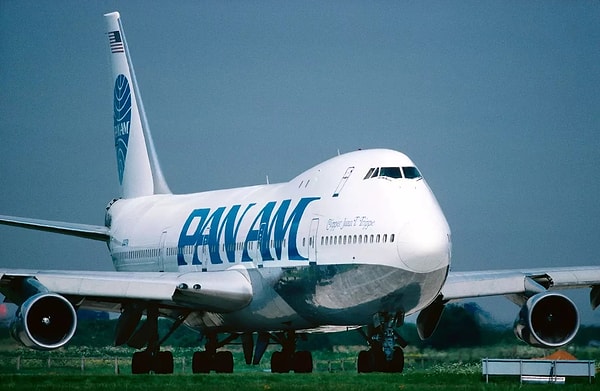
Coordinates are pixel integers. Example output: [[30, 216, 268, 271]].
[[396, 214, 451, 273]]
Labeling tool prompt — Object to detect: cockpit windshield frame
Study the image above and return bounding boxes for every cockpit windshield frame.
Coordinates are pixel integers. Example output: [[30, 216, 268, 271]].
[[364, 166, 422, 180]]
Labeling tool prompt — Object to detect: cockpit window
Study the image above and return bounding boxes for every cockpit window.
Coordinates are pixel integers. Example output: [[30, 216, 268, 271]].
[[379, 167, 403, 179], [364, 166, 422, 180], [402, 166, 422, 179]]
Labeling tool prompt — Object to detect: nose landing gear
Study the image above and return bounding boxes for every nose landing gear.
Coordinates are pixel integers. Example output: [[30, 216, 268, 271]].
[[357, 313, 406, 373]]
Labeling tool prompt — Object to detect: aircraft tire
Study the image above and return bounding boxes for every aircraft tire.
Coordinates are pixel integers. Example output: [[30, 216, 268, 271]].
[[293, 351, 313, 373], [371, 349, 387, 372], [389, 347, 404, 373], [357, 349, 387, 373], [215, 351, 234, 373], [192, 351, 211, 373], [357, 350, 372, 373], [131, 351, 151, 374], [155, 351, 174, 374], [271, 351, 290, 373]]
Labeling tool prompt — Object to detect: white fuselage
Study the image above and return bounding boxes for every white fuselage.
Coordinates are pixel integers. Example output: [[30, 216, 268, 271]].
[[106, 149, 451, 332]]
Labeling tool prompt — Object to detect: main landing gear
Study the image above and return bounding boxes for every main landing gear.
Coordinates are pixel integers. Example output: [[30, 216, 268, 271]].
[[119, 304, 315, 374], [116, 302, 239, 374], [191, 333, 237, 373], [129, 306, 175, 374], [128, 317, 238, 373], [190, 330, 313, 373], [357, 313, 406, 373], [269, 331, 313, 373]]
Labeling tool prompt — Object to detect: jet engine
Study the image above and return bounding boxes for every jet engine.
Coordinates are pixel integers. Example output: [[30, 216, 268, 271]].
[[513, 292, 579, 348], [10, 293, 77, 350]]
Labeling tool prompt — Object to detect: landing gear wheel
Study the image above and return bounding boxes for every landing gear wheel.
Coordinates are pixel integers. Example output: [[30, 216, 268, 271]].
[[357, 349, 388, 373], [357, 350, 371, 373], [293, 351, 313, 373], [131, 351, 151, 374], [271, 351, 290, 373], [389, 347, 404, 373], [215, 351, 234, 373], [155, 351, 174, 374], [371, 349, 387, 372], [192, 351, 211, 373]]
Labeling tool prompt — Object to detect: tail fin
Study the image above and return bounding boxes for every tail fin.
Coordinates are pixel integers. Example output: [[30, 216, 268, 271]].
[[104, 12, 171, 198]]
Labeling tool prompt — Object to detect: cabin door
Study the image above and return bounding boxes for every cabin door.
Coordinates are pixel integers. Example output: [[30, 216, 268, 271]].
[[309, 218, 319, 265], [254, 222, 267, 268], [158, 230, 167, 272]]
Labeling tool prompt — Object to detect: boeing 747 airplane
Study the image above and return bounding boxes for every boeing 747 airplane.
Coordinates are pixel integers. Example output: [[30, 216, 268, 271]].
[[0, 12, 599, 374]]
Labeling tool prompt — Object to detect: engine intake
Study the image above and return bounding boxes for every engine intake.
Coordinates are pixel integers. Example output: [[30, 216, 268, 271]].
[[514, 292, 579, 348], [10, 293, 77, 350]]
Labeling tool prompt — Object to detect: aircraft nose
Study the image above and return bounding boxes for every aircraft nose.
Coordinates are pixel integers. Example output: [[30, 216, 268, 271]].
[[396, 212, 451, 273]]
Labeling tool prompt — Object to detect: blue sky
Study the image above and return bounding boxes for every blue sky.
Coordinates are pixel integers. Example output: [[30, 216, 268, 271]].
[[1, 1, 599, 325]]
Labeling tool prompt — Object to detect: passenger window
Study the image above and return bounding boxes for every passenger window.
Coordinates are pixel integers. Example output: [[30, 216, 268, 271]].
[[383, 234, 387, 243]]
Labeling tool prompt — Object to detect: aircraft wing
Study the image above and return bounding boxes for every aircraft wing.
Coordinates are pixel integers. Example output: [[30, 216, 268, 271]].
[[0, 267, 253, 313], [442, 266, 600, 308], [0, 215, 110, 242]]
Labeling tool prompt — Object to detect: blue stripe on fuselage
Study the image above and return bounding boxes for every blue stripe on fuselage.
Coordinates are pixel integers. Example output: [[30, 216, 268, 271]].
[[177, 197, 319, 266]]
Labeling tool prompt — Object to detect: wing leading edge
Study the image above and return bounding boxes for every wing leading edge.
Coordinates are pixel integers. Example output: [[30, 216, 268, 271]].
[[415, 266, 600, 343], [442, 266, 600, 309], [0, 267, 253, 313], [0, 215, 110, 242]]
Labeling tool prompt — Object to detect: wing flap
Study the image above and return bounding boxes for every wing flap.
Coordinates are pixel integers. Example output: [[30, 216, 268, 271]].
[[0, 268, 253, 313]]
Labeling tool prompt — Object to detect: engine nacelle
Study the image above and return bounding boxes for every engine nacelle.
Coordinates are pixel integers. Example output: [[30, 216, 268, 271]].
[[513, 292, 579, 348], [10, 293, 77, 350]]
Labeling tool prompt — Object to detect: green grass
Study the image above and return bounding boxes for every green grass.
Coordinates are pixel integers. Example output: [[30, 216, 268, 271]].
[[0, 344, 597, 389], [0, 372, 596, 391]]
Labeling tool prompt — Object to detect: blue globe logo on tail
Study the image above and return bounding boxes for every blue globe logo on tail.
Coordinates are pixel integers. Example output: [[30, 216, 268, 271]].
[[113, 74, 132, 185]]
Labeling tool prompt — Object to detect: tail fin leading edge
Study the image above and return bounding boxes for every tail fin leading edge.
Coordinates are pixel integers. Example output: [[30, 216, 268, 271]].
[[104, 12, 171, 198]]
